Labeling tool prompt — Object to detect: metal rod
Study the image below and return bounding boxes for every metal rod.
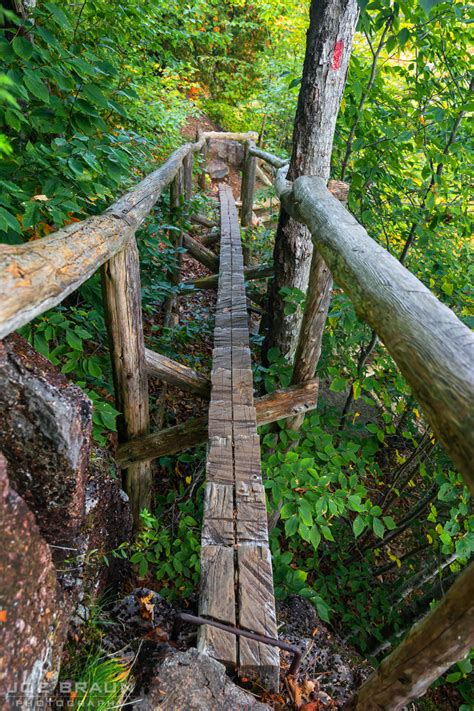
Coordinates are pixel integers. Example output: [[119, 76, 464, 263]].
[[171, 612, 302, 677]]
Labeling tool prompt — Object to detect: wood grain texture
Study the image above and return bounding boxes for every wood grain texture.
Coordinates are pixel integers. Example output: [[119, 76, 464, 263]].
[[144, 348, 210, 397], [198, 183, 278, 690], [101, 238, 151, 526], [183, 151, 193, 201], [202, 130, 259, 142], [248, 145, 289, 169], [116, 382, 319, 467], [183, 263, 273, 290], [345, 561, 474, 710], [197, 545, 237, 666]]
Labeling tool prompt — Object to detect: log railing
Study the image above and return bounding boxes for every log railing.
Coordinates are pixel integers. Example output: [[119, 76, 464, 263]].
[[248, 148, 474, 709], [1, 128, 473, 705]]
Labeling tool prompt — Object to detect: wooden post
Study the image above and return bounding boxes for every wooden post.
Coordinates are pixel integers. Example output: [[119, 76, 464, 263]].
[[183, 151, 193, 202], [198, 131, 208, 192], [163, 167, 184, 329], [240, 141, 257, 228], [101, 238, 152, 528]]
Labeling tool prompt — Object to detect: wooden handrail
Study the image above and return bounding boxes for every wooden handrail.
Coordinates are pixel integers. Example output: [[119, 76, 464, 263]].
[[145, 348, 211, 397], [0, 139, 204, 339], [273, 171, 474, 495], [248, 145, 289, 169], [183, 263, 274, 290]]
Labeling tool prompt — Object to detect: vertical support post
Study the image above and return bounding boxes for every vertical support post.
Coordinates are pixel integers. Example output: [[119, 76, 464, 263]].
[[101, 238, 152, 529], [240, 141, 257, 228], [164, 166, 184, 329], [198, 132, 208, 192], [183, 150, 193, 202]]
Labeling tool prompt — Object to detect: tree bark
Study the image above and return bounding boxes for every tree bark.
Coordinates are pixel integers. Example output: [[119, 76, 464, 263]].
[[263, 0, 359, 364]]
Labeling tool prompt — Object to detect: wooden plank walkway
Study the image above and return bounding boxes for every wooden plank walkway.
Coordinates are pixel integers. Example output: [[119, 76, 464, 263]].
[[198, 184, 279, 690]]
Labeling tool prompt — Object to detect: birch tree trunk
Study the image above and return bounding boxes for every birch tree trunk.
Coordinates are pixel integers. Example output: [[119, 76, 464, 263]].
[[263, 0, 359, 363]]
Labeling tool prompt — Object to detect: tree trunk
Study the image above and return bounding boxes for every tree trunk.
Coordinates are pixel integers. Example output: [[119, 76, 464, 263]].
[[263, 0, 359, 364]]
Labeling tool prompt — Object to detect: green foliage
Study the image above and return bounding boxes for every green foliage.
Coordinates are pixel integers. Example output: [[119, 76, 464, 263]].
[[129, 473, 203, 599]]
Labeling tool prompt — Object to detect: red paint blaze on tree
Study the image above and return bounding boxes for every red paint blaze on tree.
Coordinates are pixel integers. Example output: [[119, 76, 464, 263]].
[[332, 40, 344, 69]]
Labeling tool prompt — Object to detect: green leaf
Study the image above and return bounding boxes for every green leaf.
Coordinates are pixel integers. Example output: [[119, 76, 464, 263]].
[[12, 36, 34, 61], [68, 158, 84, 176], [321, 525, 335, 542], [44, 2, 72, 29], [372, 517, 385, 539], [397, 28, 410, 47], [0, 207, 21, 233], [348, 494, 365, 512], [316, 597, 330, 622], [330, 376, 347, 393], [299, 500, 313, 527], [353, 515, 365, 538], [66, 330, 83, 351], [309, 526, 321, 550], [418, 0, 443, 15], [352, 379, 361, 400], [383, 516, 397, 530], [83, 83, 109, 109], [280, 503, 293, 519], [285, 515, 298, 537], [24, 71, 50, 103], [288, 77, 301, 89]]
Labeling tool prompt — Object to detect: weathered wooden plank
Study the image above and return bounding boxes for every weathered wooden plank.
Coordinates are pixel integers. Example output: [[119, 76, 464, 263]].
[[234, 434, 262, 482], [201, 483, 234, 546], [182, 263, 273, 290], [198, 545, 237, 666], [206, 436, 234, 483], [237, 544, 280, 690]]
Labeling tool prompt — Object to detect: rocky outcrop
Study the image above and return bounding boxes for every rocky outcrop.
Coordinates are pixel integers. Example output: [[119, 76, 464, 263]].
[[207, 138, 244, 168], [0, 454, 66, 710], [206, 158, 229, 180], [0, 335, 132, 709], [136, 649, 272, 711], [0, 334, 92, 552]]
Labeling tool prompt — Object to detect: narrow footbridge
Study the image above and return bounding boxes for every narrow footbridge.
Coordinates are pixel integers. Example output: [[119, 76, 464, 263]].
[[0, 130, 473, 706], [198, 184, 278, 688]]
